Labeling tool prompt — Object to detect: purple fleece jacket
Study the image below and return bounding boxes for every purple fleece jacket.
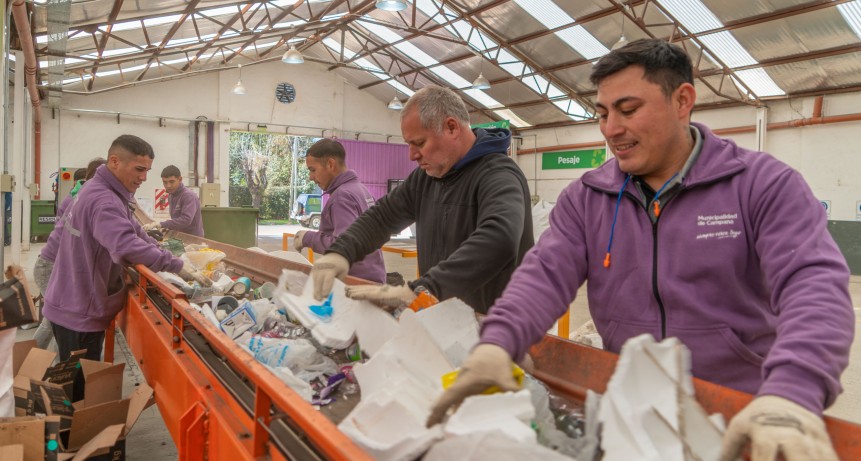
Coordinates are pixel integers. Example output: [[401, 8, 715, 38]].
[[481, 122, 854, 414], [43, 165, 184, 332], [160, 183, 204, 236], [302, 170, 386, 283]]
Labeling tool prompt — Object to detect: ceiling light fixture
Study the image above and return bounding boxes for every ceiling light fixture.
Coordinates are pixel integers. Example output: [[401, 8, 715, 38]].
[[375, 0, 408, 12], [472, 72, 491, 90], [612, 4, 630, 51], [282, 44, 305, 64], [387, 95, 404, 110], [388, 78, 404, 110], [232, 64, 247, 95]]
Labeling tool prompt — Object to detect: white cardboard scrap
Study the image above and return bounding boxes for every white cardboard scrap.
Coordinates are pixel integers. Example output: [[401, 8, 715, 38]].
[[415, 298, 479, 367], [598, 334, 724, 461], [444, 390, 536, 444]]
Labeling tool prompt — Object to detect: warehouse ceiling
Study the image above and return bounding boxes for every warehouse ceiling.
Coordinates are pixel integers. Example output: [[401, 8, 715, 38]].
[[22, 0, 861, 130]]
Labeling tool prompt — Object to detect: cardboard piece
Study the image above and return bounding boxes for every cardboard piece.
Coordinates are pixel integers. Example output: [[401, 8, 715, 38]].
[[415, 298, 479, 367], [36, 382, 75, 417], [0, 276, 39, 330], [444, 390, 536, 444], [64, 424, 124, 461], [14, 348, 57, 416], [0, 444, 24, 461], [597, 334, 724, 461], [13, 340, 37, 376], [0, 417, 45, 461], [78, 360, 125, 407], [6, 343, 153, 461]]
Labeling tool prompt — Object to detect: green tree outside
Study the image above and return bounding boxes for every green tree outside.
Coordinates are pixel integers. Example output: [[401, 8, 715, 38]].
[[228, 131, 318, 219]]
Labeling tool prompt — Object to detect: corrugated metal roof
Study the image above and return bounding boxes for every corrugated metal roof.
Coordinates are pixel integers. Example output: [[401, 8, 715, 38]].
[[16, 0, 861, 130]]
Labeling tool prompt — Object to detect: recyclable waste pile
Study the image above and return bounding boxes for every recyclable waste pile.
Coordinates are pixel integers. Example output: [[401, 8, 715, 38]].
[[154, 241, 723, 461], [156, 242, 342, 406]]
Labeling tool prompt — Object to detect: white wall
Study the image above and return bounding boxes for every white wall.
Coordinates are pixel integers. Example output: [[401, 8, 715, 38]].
[[37, 60, 404, 208], [516, 92, 861, 221]]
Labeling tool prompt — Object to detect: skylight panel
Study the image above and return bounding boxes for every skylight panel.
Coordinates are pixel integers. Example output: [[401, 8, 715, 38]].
[[388, 80, 415, 97], [512, 0, 571, 30], [698, 32, 756, 68], [462, 89, 503, 109], [195, 5, 244, 19], [321, 13, 347, 21], [322, 38, 415, 97], [659, 0, 722, 34], [428, 66, 472, 89], [271, 19, 308, 30], [734, 69, 785, 97], [555, 26, 608, 60], [546, 83, 566, 99], [495, 50, 525, 77], [513, 0, 609, 61], [838, 1, 861, 41], [658, 0, 784, 98], [492, 109, 531, 128], [323, 37, 359, 60], [552, 99, 590, 119], [137, 15, 184, 31], [394, 42, 438, 67]]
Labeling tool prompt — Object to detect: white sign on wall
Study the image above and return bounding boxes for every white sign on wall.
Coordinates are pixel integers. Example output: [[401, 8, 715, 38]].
[[821, 200, 831, 219], [855, 201, 861, 221]]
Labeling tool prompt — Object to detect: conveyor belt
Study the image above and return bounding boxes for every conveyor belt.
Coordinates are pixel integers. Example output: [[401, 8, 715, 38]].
[[112, 228, 861, 460]]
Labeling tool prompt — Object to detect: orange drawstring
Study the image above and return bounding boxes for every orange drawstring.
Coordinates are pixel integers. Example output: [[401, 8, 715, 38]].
[[653, 200, 661, 217], [604, 252, 611, 268]]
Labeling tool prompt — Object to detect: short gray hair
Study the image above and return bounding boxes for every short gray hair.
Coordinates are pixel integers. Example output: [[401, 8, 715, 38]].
[[401, 85, 470, 133]]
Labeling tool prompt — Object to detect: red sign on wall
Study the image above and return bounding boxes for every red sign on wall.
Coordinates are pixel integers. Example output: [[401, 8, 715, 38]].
[[154, 188, 170, 219]]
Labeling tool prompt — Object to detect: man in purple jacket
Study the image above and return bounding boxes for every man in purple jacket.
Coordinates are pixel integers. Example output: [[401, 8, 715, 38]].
[[143, 165, 204, 236], [294, 139, 385, 283], [43, 135, 207, 367], [429, 39, 852, 460]]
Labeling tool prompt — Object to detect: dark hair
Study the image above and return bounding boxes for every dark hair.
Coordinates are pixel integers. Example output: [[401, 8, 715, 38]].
[[306, 138, 346, 164], [590, 39, 693, 98], [84, 158, 106, 180], [73, 168, 86, 181], [161, 165, 182, 178], [109, 134, 154, 159]]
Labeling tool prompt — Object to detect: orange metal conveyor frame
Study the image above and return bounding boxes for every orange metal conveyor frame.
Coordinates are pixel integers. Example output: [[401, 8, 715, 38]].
[[116, 264, 373, 461], [110, 231, 861, 460]]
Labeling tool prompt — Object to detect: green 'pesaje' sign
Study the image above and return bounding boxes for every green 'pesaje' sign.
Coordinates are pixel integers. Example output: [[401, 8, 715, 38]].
[[542, 149, 606, 170], [471, 120, 510, 130]]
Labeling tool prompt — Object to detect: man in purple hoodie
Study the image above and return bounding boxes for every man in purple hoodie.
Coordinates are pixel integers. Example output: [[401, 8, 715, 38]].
[[43, 135, 207, 366], [293, 139, 385, 283], [429, 40, 853, 460], [143, 165, 204, 236], [309, 85, 533, 314]]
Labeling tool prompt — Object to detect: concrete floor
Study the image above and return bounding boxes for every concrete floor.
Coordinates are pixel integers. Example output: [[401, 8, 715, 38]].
[[10, 225, 861, 459]]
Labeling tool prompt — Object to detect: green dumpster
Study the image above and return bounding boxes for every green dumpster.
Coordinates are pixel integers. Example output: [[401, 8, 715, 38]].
[[31, 200, 57, 242], [201, 206, 259, 248]]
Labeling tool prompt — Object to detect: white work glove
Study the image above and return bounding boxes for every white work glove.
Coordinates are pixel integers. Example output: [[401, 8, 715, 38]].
[[178, 261, 212, 287], [293, 230, 307, 252], [311, 253, 349, 300], [426, 344, 520, 427], [720, 395, 838, 461], [345, 284, 415, 312], [142, 222, 160, 231]]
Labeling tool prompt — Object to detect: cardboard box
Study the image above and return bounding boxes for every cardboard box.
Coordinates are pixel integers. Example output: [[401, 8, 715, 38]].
[[7, 344, 154, 460], [0, 417, 44, 461], [0, 276, 39, 330]]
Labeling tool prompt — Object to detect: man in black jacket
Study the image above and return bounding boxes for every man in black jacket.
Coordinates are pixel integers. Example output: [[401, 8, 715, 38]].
[[311, 85, 533, 314]]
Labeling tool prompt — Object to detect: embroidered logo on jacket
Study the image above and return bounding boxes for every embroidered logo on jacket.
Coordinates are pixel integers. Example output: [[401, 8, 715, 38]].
[[696, 213, 741, 240]]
